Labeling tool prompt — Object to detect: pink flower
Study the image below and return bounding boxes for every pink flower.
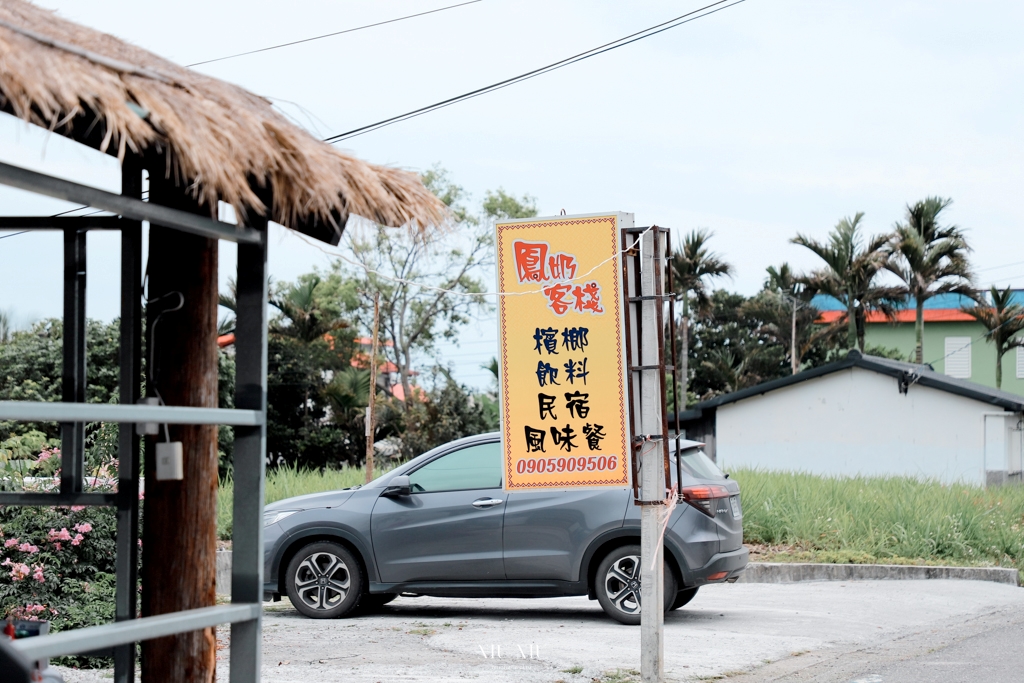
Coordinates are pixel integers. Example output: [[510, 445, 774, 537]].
[[74, 522, 93, 534], [49, 528, 72, 542], [8, 562, 30, 581], [4, 537, 19, 548], [71, 533, 84, 546], [70, 506, 85, 512], [32, 565, 44, 583], [17, 543, 39, 554], [53, 542, 62, 551]]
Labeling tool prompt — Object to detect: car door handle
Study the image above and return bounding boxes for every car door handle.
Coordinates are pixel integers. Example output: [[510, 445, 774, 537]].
[[472, 498, 504, 508]]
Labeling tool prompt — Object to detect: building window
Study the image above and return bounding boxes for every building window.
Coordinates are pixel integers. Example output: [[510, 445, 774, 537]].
[[944, 337, 971, 379], [1017, 347, 1024, 379]]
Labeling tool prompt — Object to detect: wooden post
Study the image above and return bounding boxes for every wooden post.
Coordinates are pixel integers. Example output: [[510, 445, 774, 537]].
[[365, 292, 380, 483], [141, 179, 219, 683], [639, 229, 665, 683]]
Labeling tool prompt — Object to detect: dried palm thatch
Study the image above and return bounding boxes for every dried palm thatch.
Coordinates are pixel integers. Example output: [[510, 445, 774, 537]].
[[0, 0, 447, 240]]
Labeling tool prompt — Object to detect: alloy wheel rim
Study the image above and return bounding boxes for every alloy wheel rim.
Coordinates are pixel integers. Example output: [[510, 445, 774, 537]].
[[294, 552, 351, 611], [604, 554, 642, 615]]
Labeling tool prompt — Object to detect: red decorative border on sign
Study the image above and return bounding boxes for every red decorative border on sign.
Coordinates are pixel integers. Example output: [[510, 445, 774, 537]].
[[497, 216, 628, 489]]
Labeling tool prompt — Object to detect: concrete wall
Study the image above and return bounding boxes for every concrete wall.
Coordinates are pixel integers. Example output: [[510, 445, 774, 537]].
[[715, 367, 1007, 485]]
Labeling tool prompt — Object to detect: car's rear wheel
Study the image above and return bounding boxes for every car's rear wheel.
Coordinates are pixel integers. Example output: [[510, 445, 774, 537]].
[[670, 586, 699, 610], [285, 541, 363, 619], [595, 544, 676, 625]]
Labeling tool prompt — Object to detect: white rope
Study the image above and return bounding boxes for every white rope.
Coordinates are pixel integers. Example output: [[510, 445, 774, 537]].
[[290, 225, 655, 299]]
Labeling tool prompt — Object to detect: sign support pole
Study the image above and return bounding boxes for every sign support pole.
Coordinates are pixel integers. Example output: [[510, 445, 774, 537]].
[[365, 292, 380, 484], [639, 228, 665, 683]]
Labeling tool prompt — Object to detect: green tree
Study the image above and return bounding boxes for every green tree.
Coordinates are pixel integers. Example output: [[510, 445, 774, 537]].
[[887, 196, 974, 363], [688, 291, 789, 401], [344, 167, 531, 410], [481, 189, 537, 220], [399, 372, 494, 459], [669, 229, 733, 402], [0, 310, 12, 343], [792, 213, 899, 352], [741, 263, 840, 374], [962, 287, 1024, 388], [0, 320, 120, 452]]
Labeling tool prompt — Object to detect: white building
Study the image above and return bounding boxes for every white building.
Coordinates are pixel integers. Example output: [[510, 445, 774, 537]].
[[678, 351, 1024, 487]]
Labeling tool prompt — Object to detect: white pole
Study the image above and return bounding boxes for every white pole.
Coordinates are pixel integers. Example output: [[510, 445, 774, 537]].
[[639, 228, 664, 683], [791, 296, 798, 375]]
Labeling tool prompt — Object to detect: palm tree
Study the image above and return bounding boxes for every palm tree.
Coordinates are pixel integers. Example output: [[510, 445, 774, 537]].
[[887, 197, 973, 363], [741, 264, 840, 374], [270, 275, 346, 343], [792, 213, 898, 352], [670, 229, 733, 404], [962, 287, 1024, 388]]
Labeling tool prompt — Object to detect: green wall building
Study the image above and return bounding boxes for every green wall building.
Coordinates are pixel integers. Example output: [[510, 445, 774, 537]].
[[814, 293, 1024, 397]]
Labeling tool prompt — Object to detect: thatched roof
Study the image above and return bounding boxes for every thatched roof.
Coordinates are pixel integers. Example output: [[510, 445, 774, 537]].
[[0, 0, 446, 241]]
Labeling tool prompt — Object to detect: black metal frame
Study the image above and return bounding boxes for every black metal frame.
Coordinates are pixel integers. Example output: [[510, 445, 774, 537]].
[[0, 160, 268, 683]]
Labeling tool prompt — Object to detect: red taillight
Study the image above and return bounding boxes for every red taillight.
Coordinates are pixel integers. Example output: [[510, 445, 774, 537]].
[[680, 485, 731, 517], [707, 571, 728, 581]]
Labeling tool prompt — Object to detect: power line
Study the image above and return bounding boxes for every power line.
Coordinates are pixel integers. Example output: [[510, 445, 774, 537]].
[[290, 225, 656, 298], [186, 0, 484, 68], [0, 231, 28, 240], [324, 0, 748, 143]]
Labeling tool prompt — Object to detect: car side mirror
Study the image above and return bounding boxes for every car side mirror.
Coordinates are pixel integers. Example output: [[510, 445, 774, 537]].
[[381, 475, 411, 497]]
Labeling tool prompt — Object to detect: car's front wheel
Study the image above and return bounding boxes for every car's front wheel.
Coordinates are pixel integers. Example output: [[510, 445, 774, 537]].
[[285, 541, 363, 619], [359, 593, 398, 612], [595, 544, 676, 625]]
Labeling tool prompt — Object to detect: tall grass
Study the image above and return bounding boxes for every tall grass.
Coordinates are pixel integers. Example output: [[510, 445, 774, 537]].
[[733, 468, 1024, 570], [218, 463, 392, 539]]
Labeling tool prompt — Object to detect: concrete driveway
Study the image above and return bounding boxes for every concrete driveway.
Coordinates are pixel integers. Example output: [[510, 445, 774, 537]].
[[57, 579, 1024, 682]]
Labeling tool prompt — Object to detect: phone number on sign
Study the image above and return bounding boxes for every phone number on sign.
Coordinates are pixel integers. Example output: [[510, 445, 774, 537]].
[[516, 455, 619, 475]]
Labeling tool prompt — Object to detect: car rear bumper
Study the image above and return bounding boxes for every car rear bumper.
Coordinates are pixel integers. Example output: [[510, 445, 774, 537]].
[[691, 545, 749, 586]]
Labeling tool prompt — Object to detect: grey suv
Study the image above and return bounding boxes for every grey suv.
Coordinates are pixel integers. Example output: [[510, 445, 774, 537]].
[[262, 433, 747, 624]]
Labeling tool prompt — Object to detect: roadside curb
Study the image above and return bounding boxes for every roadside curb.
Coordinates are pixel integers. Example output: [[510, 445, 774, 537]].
[[215, 551, 1020, 594], [738, 561, 1020, 586]]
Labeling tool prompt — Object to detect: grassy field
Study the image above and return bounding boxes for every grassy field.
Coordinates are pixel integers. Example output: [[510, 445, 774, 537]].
[[217, 466, 1024, 577], [732, 468, 1024, 573]]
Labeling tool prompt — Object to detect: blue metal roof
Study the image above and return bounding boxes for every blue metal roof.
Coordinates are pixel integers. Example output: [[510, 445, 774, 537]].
[[811, 291, 1024, 312]]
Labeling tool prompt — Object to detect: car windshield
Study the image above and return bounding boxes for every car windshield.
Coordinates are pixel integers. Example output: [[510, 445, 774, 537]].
[[675, 449, 725, 480]]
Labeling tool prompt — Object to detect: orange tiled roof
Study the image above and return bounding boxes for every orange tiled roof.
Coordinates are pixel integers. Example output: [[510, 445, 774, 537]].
[[816, 309, 976, 324]]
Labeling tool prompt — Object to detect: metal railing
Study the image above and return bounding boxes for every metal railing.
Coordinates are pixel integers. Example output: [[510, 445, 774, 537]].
[[0, 159, 268, 683]]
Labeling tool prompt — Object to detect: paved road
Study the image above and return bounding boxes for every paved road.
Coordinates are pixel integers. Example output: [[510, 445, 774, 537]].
[[56, 579, 1024, 682]]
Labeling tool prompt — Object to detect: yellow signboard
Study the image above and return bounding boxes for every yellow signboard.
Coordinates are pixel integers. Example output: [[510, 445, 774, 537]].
[[497, 213, 632, 491]]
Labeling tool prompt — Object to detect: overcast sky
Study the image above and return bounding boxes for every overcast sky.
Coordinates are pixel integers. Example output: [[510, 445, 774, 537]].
[[1, 0, 1022, 389]]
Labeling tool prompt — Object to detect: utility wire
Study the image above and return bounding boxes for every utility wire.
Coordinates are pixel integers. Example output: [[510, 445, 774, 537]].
[[186, 0, 484, 68], [0, 191, 152, 242], [324, 0, 747, 143], [291, 225, 656, 298]]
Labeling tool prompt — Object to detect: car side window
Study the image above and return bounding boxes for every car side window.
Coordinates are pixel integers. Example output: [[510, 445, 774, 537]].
[[408, 442, 502, 492]]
